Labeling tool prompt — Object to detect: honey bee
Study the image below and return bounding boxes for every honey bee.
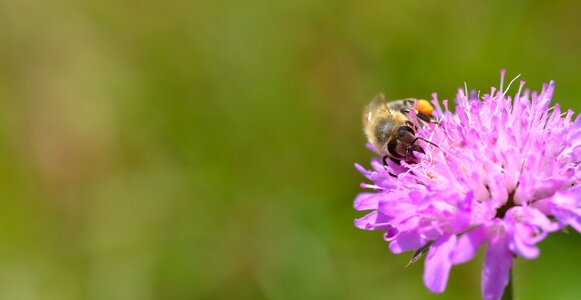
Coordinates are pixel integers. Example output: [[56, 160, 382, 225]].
[[363, 93, 437, 167]]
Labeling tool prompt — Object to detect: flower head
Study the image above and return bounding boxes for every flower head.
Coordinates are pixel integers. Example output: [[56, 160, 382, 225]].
[[354, 71, 581, 300]]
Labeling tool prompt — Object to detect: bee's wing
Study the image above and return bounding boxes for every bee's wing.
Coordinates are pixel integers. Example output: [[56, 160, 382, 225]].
[[386, 98, 417, 113], [363, 93, 390, 124], [368, 93, 389, 112]]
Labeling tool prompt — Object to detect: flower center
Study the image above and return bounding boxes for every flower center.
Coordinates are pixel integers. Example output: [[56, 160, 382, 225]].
[[495, 191, 516, 219]]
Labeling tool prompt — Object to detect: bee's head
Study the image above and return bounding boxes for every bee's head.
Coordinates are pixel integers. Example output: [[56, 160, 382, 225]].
[[387, 126, 424, 159]]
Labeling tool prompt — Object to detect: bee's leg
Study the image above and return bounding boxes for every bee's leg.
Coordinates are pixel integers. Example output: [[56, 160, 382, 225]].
[[402, 109, 428, 127], [416, 113, 440, 125], [416, 113, 432, 123]]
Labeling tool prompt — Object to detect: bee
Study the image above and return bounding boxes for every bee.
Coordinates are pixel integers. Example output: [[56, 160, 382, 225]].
[[363, 93, 437, 167]]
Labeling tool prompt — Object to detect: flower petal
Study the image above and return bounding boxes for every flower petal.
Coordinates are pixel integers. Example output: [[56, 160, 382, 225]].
[[388, 230, 425, 254], [423, 234, 457, 293], [510, 223, 539, 259], [482, 239, 513, 300], [451, 226, 486, 264], [526, 207, 560, 232], [354, 211, 377, 230], [354, 193, 380, 211], [548, 186, 581, 232]]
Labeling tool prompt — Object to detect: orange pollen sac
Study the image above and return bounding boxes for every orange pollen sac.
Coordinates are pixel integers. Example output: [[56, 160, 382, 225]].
[[415, 99, 433, 117]]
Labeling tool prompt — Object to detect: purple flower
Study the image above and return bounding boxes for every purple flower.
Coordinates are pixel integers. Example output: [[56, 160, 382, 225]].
[[354, 71, 581, 300]]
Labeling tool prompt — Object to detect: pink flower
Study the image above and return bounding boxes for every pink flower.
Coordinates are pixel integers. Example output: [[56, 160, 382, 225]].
[[354, 71, 581, 300]]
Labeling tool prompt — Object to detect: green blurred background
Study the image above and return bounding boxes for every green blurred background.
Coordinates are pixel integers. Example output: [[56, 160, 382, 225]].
[[0, 0, 580, 299]]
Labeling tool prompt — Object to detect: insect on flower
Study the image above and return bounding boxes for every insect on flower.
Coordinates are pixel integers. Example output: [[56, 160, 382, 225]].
[[354, 71, 581, 300], [362, 93, 438, 169]]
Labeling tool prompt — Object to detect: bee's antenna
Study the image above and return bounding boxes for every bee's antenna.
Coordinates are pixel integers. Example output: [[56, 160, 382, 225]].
[[414, 137, 439, 148], [405, 137, 439, 158]]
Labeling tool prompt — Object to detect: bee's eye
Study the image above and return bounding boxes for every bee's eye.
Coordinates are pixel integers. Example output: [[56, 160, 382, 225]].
[[397, 126, 415, 137]]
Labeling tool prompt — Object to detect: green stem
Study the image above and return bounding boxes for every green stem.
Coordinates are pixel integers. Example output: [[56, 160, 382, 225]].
[[501, 267, 513, 300]]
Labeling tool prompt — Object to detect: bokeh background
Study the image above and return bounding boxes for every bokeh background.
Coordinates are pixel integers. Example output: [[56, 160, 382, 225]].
[[0, 0, 580, 299]]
